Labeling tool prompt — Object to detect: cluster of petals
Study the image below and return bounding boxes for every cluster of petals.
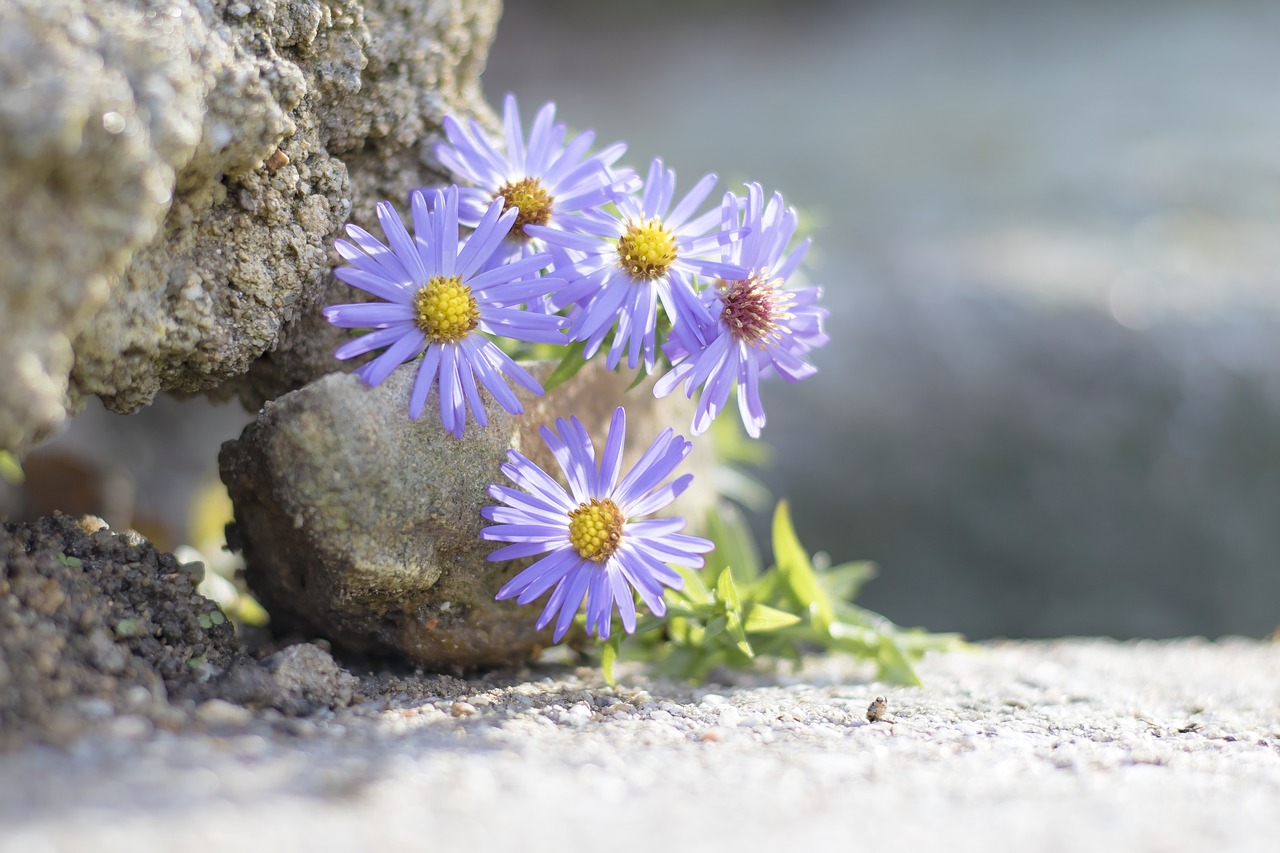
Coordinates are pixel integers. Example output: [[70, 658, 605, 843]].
[[435, 93, 637, 312], [436, 93, 634, 248], [654, 183, 829, 437], [322, 186, 567, 438], [324, 95, 829, 641], [482, 407, 713, 642], [528, 158, 750, 373]]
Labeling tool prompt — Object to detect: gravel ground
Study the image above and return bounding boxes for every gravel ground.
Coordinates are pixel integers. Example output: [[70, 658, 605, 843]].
[[3, 638, 1278, 852]]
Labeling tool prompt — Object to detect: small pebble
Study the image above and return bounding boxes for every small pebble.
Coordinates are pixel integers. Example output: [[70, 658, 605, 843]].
[[104, 715, 152, 740], [717, 706, 742, 727], [451, 701, 477, 718], [283, 718, 320, 737], [76, 698, 115, 720], [195, 699, 253, 728], [265, 149, 290, 170], [564, 703, 593, 726]]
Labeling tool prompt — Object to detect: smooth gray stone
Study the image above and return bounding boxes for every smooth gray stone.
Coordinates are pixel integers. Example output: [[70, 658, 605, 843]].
[[219, 362, 713, 668]]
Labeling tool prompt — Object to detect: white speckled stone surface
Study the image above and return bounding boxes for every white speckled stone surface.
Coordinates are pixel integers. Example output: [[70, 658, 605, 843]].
[[3, 639, 1278, 852]]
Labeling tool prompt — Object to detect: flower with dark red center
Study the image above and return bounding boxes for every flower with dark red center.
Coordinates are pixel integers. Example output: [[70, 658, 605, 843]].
[[654, 183, 829, 437]]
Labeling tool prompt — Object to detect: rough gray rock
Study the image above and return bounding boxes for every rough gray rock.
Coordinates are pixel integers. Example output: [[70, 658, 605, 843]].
[[262, 642, 358, 711], [217, 641, 358, 715], [219, 362, 715, 670], [0, 0, 500, 454]]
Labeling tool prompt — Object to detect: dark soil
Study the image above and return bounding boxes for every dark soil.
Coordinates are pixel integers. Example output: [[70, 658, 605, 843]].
[[0, 514, 357, 749]]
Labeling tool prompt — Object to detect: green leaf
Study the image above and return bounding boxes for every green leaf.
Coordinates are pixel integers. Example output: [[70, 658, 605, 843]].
[[601, 636, 620, 687], [708, 409, 772, 467], [0, 451, 23, 485], [660, 602, 700, 620], [673, 563, 714, 605], [771, 501, 833, 631], [875, 635, 923, 686], [742, 603, 803, 633], [716, 568, 753, 657], [820, 560, 877, 601], [540, 339, 590, 391], [667, 616, 692, 644], [704, 503, 762, 589], [825, 621, 880, 656], [623, 367, 649, 393], [715, 566, 742, 612], [599, 497, 961, 688], [745, 568, 784, 606]]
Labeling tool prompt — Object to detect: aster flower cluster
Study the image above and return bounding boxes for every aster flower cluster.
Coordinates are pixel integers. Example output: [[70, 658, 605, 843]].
[[323, 94, 829, 647]]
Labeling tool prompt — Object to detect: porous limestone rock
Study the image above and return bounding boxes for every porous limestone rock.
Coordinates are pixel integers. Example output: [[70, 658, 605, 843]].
[[0, 0, 500, 453], [219, 363, 716, 669]]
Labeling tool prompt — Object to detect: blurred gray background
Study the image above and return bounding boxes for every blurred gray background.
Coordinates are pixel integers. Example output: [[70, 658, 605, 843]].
[[485, 0, 1280, 639], [8, 0, 1279, 641]]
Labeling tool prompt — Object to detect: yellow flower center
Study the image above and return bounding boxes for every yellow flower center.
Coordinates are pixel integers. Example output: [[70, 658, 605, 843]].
[[718, 276, 794, 348], [414, 276, 479, 344], [567, 497, 625, 562], [616, 217, 677, 281], [494, 176, 553, 237]]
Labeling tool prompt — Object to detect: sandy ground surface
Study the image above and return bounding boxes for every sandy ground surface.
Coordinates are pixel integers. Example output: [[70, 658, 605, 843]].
[[3, 638, 1278, 852]]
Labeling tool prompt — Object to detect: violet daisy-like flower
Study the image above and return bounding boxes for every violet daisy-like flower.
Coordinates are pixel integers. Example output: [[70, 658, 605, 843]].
[[323, 186, 568, 438], [527, 158, 749, 373], [435, 93, 634, 257], [653, 183, 829, 438], [482, 407, 714, 642]]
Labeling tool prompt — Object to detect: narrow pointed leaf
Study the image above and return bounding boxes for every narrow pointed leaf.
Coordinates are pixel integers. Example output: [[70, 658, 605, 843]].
[[624, 367, 649, 392], [601, 635, 620, 687], [772, 500, 833, 631], [0, 451, 23, 485], [716, 568, 753, 657], [715, 566, 742, 612], [742, 603, 803, 633], [673, 563, 713, 605], [541, 339, 590, 391], [820, 560, 877, 601], [876, 635, 923, 686]]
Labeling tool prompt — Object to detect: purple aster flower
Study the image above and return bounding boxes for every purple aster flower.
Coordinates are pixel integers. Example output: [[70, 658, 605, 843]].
[[653, 183, 829, 438], [434, 93, 635, 258], [482, 407, 714, 642], [323, 186, 568, 438], [527, 158, 749, 373]]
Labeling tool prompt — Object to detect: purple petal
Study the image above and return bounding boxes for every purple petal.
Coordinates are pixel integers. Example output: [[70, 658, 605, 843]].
[[334, 324, 415, 360], [408, 346, 442, 419]]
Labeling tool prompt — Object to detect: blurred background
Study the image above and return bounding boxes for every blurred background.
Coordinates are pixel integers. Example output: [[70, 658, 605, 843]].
[[485, 0, 1280, 639], [6, 0, 1280, 640]]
